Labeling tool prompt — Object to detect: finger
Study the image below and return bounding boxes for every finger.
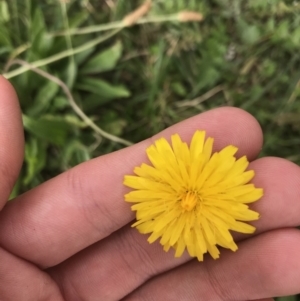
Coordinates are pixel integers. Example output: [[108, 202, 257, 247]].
[[0, 107, 263, 267], [48, 225, 191, 301], [47, 156, 300, 300], [122, 229, 300, 301], [0, 76, 24, 207], [0, 77, 60, 301], [0, 247, 63, 301], [233, 157, 300, 241]]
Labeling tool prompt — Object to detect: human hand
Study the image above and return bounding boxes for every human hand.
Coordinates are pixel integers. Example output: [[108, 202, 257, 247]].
[[0, 75, 299, 301]]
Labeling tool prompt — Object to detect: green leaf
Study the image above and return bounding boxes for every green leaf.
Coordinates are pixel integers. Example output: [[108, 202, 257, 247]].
[[23, 138, 47, 185], [75, 47, 95, 65], [0, 46, 10, 56], [171, 82, 187, 97], [103, 119, 127, 136], [80, 41, 123, 74], [53, 96, 69, 110], [0, 26, 12, 48], [30, 8, 46, 42], [64, 114, 88, 128], [23, 114, 74, 146], [77, 77, 131, 100], [28, 8, 53, 57], [27, 80, 59, 116], [273, 20, 290, 40], [65, 58, 77, 89], [291, 27, 300, 47], [9, 177, 21, 200], [68, 10, 90, 28], [0, 1, 10, 22], [79, 94, 107, 111], [61, 140, 91, 168], [260, 59, 277, 78], [240, 25, 261, 45]]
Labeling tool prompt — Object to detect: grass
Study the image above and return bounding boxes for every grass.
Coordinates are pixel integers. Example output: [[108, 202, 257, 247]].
[[1, 0, 300, 299]]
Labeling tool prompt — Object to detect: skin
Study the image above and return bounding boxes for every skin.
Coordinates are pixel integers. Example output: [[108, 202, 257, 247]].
[[0, 75, 299, 301]]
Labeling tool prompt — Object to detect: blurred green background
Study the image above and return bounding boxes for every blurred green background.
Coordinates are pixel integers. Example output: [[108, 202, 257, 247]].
[[1, 0, 300, 300]]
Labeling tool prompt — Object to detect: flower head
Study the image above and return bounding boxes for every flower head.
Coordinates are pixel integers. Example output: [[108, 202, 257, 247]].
[[124, 131, 263, 261]]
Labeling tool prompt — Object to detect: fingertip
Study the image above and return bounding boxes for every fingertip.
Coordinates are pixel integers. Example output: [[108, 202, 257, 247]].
[[221, 107, 263, 159], [0, 75, 19, 101], [0, 76, 24, 206], [0, 75, 22, 125], [246, 157, 300, 233]]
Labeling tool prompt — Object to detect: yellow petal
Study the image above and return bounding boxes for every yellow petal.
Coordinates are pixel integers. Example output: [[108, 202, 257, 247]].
[[203, 137, 214, 165], [174, 236, 186, 258], [236, 188, 264, 203], [230, 221, 256, 234], [190, 130, 205, 159]]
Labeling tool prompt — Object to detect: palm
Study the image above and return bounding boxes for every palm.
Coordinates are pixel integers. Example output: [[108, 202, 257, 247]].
[[0, 76, 299, 301]]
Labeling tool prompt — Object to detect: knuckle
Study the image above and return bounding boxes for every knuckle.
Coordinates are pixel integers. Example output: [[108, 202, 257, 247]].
[[117, 227, 157, 280], [65, 166, 116, 238]]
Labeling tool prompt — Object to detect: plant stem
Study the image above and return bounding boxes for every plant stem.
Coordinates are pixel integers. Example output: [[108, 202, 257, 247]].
[[50, 14, 181, 37], [3, 28, 121, 79]]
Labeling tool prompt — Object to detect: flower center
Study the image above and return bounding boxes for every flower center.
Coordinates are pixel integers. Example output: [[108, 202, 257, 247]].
[[181, 191, 198, 211]]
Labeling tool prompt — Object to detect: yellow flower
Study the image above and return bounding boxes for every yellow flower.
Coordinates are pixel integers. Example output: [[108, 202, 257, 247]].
[[124, 131, 263, 261]]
